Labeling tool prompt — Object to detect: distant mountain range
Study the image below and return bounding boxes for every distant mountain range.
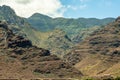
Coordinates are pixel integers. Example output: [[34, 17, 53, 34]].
[[28, 13, 115, 43], [28, 13, 115, 31], [0, 5, 115, 57], [0, 5, 120, 79]]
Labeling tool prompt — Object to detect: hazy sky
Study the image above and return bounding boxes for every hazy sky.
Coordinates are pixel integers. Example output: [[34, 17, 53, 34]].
[[0, 0, 119, 18]]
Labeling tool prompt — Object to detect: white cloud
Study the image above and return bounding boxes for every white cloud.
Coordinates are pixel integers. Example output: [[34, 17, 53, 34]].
[[0, 0, 64, 18], [15, 0, 32, 4]]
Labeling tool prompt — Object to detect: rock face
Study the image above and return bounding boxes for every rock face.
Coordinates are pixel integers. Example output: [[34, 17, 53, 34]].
[[0, 21, 32, 48], [64, 17, 120, 77], [0, 21, 82, 79]]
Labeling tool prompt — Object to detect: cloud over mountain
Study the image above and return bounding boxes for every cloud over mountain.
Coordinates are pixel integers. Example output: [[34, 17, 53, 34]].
[[0, 0, 64, 18]]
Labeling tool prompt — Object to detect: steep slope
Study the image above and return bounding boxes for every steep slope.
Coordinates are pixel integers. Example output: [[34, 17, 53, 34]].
[[34, 29, 73, 57], [0, 5, 40, 46], [64, 17, 120, 77], [0, 21, 82, 79]]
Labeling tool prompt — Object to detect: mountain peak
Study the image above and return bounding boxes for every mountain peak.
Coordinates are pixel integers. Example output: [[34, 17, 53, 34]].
[[29, 13, 52, 19], [0, 5, 15, 14], [1, 5, 11, 9]]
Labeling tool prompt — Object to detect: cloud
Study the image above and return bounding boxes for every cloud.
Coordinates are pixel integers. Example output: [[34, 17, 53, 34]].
[[0, 0, 64, 18], [15, 0, 32, 4]]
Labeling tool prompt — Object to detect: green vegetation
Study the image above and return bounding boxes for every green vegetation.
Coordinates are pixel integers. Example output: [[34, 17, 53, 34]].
[[27, 13, 114, 43], [0, 5, 115, 57], [33, 28, 73, 57]]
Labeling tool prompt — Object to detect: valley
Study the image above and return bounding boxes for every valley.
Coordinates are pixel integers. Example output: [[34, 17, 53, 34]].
[[0, 5, 120, 80]]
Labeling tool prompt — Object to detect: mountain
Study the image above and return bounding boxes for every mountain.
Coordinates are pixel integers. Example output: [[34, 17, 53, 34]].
[[27, 13, 115, 43], [0, 5, 40, 46], [45, 29, 73, 56], [0, 5, 115, 57], [28, 13, 115, 32], [28, 13, 53, 32], [0, 21, 82, 79], [0, 5, 76, 57], [25, 28, 74, 57], [64, 17, 120, 79], [27, 12, 115, 57]]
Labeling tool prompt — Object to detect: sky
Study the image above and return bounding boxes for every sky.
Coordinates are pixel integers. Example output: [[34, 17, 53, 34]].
[[0, 0, 120, 18]]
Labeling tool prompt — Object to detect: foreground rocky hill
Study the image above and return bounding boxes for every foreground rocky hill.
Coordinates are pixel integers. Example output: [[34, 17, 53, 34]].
[[0, 21, 82, 79], [64, 17, 120, 78]]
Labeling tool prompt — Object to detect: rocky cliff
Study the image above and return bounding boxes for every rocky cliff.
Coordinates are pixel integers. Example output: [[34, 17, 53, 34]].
[[0, 21, 82, 79]]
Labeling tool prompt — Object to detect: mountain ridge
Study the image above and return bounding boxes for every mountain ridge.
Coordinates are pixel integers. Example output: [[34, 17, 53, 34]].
[[0, 5, 75, 57], [0, 5, 115, 58], [28, 13, 115, 31], [27, 12, 115, 43]]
